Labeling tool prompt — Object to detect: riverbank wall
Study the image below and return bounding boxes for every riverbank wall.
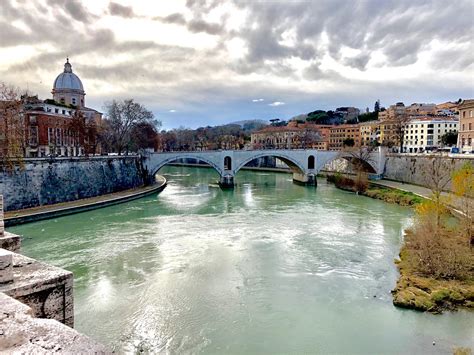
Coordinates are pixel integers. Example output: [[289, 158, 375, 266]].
[[383, 154, 473, 190], [0, 156, 146, 212]]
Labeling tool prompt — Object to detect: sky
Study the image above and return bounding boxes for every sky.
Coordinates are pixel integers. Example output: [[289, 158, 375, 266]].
[[0, 0, 473, 130]]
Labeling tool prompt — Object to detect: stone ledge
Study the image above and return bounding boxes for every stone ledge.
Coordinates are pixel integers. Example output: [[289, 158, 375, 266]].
[[0, 251, 74, 327], [0, 292, 108, 353], [0, 232, 21, 252]]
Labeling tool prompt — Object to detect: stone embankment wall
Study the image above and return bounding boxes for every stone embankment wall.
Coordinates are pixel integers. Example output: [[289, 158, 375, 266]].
[[0, 156, 146, 211], [384, 154, 473, 190]]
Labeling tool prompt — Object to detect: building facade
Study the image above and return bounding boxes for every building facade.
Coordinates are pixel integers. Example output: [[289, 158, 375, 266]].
[[457, 99, 474, 153], [404, 117, 458, 153], [328, 124, 361, 150], [251, 124, 329, 150]]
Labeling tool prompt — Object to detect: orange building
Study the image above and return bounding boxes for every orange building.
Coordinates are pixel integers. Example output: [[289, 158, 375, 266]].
[[458, 99, 474, 152], [329, 124, 361, 150]]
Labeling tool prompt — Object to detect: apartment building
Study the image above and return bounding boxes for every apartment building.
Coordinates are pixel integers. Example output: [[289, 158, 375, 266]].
[[404, 117, 458, 153], [329, 124, 361, 150]]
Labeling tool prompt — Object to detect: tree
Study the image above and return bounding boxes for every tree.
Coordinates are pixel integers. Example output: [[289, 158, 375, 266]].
[[103, 99, 159, 155], [343, 145, 376, 192], [441, 131, 458, 147], [451, 162, 474, 246], [0, 83, 26, 169], [128, 121, 158, 152], [421, 154, 452, 231], [343, 138, 355, 147], [374, 100, 380, 113], [392, 113, 410, 153], [68, 110, 87, 154]]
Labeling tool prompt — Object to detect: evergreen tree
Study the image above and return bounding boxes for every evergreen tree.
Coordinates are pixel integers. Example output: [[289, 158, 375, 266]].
[[374, 100, 380, 113]]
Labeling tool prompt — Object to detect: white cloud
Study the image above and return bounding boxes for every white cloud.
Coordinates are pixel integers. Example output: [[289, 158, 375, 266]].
[[252, 98, 264, 102], [168, 109, 177, 112], [268, 101, 285, 106]]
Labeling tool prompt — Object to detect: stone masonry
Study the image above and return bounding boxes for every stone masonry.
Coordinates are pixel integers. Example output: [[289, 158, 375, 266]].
[[0, 293, 108, 353], [384, 154, 473, 190], [0, 156, 146, 211]]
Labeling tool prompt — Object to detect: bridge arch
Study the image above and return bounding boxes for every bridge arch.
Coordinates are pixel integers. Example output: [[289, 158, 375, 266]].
[[148, 155, 223, 177], [321, 153, 378, 174], [233, 152, 306, 175]]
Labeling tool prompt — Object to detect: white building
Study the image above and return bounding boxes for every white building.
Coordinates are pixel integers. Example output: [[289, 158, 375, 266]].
[[404, 117, 458, 153]]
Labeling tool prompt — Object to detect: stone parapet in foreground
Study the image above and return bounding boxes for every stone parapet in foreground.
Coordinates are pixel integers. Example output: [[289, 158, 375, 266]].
[[0, 292, 108, 353], [0, 251, 74, 327]]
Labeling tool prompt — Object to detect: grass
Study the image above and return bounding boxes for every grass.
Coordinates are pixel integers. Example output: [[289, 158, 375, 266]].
[[364, 185, 426, 206], [392, 245, 474, 313]]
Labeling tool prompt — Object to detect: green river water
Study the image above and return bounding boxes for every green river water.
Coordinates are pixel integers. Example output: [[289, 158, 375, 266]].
[[11, 166, 474, 354]]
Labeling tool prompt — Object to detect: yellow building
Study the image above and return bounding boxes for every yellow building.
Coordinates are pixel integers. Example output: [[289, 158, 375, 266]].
[[359, 121, 380, 147]]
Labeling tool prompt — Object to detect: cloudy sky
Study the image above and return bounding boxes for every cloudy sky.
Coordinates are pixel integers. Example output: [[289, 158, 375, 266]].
[[1, 0, 473, 129]]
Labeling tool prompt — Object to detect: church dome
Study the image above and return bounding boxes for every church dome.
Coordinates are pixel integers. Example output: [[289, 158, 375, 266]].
[[53, 58, 84, 92]]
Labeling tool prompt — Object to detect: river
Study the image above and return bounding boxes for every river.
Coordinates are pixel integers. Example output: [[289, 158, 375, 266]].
[[10, 166, 474, 353]]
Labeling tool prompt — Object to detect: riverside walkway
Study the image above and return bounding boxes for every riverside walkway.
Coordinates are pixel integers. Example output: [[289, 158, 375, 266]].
[[373, 179, 466, 213]]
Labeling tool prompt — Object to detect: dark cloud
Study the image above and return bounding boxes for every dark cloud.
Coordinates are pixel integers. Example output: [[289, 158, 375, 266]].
[[158, 13, 186, 25], [155, 13, 224, 35], [47, 0, 95, 23], [187, 19, 223, 35], [303, 63, 344, 82], [343, 53, 371, 71], [109, 2, 135, 18]]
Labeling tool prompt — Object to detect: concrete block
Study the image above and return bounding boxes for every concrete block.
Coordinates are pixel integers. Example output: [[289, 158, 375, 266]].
[[0, 248, 13, 284]]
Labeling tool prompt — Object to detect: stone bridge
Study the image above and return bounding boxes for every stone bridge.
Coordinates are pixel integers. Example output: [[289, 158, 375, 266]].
[[143, 148, 386, 188]]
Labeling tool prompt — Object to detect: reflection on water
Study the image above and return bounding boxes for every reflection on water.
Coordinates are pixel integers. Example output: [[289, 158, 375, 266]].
[[12, 166, 474, 353]]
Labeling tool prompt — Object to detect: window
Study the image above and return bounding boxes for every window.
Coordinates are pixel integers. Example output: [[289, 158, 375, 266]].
[[72, 98, 76, 105], [470, 123, 472, 130], [48, 128, 53, 144], [60, 98, 65, 104], [62, 110, 66, 114], [29, 127, 38, 145], [55, 108, 59, 113]]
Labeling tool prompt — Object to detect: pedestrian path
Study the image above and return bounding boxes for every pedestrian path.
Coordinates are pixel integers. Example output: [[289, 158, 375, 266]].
[[372, 179, 465, 213]]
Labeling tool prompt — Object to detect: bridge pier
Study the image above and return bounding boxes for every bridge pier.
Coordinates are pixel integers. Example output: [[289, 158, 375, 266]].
[[219, 175, 234, 189], [292, 173, 317, 187]]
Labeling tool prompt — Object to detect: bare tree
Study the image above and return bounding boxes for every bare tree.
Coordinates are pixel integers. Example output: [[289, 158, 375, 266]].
[[392, 113, 410, 153], [422, 154, 452, 231], [0, 83, 26, 169], [103, 99, 159, 155], [343, 145, 376, 192]]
